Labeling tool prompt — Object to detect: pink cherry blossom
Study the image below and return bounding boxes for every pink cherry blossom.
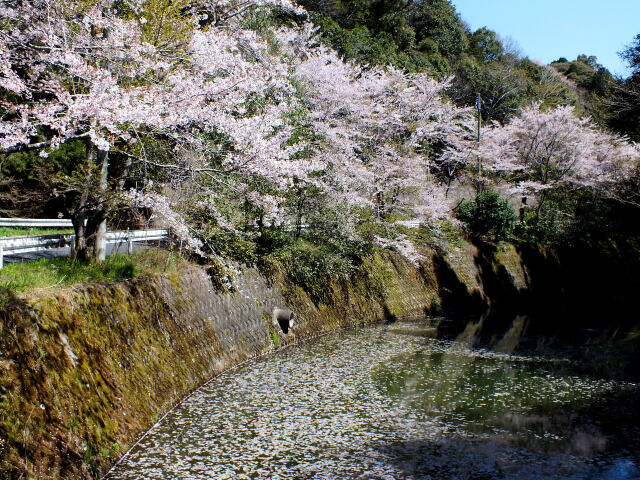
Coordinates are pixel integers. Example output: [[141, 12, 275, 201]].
[[480, 104, 640, 195]]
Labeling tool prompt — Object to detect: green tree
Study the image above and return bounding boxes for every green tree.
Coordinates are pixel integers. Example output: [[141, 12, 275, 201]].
[[450, 57, 529, 123], [0, 141, 86, 217], [621, 34, 640, 74], [318, 0, 414, 42], [408, 0, 468, 58], [310, 10, 448, 74], [610, 34, 640, 141], [455, 191, 516, 240], [468, 27, 503, 63]]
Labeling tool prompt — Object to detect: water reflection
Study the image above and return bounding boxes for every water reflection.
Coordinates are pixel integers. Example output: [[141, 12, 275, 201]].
[[107, 317, 640, 480]]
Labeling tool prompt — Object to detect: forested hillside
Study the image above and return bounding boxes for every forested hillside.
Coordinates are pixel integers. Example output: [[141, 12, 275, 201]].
[[300, 0, 580, 124], [301, 0, 640, 135], [0, 0, 639, 274]]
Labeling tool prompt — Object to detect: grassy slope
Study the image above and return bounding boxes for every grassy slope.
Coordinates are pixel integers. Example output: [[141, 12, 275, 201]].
[[0, 249, 188, 301], [0, 227, 74, 237]]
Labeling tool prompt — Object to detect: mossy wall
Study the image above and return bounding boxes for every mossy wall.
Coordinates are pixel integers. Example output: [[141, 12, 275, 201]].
[[0, 264, 279, 479], [1, 239, 637, 479]]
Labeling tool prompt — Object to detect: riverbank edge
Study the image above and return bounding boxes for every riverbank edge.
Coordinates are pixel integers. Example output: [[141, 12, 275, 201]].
[[1, 238, 638, 479]]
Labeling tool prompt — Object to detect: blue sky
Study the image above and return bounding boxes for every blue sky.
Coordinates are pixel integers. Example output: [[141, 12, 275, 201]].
[[451, 0, 639, 77]]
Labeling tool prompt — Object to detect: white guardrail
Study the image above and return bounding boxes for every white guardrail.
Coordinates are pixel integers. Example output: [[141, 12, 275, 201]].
[[0, 228, 168, 268], [0, 217, 75, 227]]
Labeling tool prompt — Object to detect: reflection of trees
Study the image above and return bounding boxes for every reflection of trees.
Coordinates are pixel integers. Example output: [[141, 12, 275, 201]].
[[372, 318, 633, 446]]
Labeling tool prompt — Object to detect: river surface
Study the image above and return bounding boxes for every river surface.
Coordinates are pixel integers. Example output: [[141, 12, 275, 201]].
[[107, 317, 640, 480]]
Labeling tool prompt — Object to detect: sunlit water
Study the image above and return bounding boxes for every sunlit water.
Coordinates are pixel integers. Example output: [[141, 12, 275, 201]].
[[107, 318, 640, 480]]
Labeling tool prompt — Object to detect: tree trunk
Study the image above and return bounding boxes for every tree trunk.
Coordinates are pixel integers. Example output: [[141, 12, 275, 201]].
[[294, 189, 305, 241], [72, 217, 88, 261], [534, 191, 547, 232], [71, 142, 93, 261], [93, 149, 109, 261], [295, 211, 303, 241], [376, 191, 386, 220], [94, 219, 107, 261], [71, 142, 110, 262]]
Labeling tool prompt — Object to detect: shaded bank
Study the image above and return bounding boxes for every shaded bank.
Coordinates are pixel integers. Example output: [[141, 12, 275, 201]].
[[1, 239, 639, 479]]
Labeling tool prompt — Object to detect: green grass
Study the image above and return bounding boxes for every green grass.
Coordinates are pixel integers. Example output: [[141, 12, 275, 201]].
[[0, 249, 187, 298], [0, 227, 74, 237]]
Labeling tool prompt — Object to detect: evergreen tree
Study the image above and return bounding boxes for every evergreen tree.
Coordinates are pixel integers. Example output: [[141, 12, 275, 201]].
[[408, 0, 468, 58]]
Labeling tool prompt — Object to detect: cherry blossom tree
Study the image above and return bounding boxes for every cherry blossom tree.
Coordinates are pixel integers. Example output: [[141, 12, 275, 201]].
[[479, 104, 639, 221], [0, 0, 507, 265], [0, 0, 309, 260], [284, 31, 475, 226]]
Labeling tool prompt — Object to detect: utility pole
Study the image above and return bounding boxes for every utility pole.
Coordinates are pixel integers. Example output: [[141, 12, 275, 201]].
[[476, 93, 483, 195]]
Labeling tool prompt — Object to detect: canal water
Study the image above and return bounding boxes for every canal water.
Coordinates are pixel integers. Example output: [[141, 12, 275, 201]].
[[107, 317, 640, 479]]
